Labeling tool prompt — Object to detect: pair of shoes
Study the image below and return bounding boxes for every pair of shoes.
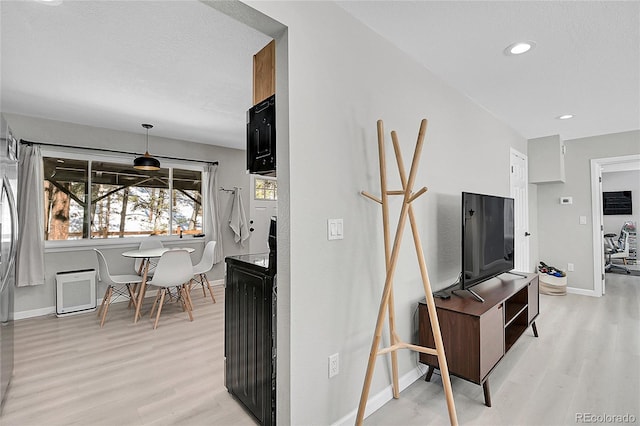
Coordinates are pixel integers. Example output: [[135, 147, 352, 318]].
[[538, 268, 564, 277], [540, 262, 566, 277], [539, 261, 566, 277], [538, 267, 561, 276]]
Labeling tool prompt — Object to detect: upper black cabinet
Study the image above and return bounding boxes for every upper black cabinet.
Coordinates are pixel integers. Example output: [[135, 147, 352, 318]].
[[247, 95, 275, 175]]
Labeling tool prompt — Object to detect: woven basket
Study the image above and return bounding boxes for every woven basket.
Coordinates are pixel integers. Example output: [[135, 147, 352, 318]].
[[539, 273, 567, 295]]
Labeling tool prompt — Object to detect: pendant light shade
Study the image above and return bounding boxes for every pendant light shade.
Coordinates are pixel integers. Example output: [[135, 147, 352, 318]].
[[134, 124, 160, 170]]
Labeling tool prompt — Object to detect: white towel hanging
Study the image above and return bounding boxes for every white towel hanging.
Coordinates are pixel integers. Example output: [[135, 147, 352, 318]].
[[228, 188, 250, 247]]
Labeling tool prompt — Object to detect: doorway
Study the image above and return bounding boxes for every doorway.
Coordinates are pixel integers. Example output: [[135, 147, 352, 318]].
[[590, 154, 640, 295], [202, 5, 290, 424]]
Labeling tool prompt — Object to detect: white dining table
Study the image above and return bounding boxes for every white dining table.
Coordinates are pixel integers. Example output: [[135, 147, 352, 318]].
[[122, 247, 195, 323]]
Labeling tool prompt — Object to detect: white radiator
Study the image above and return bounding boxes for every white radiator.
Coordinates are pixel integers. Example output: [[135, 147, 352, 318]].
[[56, 269, 96, 317]]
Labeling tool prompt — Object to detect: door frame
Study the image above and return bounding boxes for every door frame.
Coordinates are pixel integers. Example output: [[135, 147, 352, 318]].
[[590, 154, 640, 296]]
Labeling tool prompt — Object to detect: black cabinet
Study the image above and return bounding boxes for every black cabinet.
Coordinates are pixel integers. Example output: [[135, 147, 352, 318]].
[[247, 95, 276, 175], [225, 253, 276, 426]]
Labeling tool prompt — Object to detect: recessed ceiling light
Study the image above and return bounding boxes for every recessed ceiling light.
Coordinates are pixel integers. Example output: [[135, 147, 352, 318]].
[[556, 114, 574, 120], [504, 41, 536, 56], [36, 0, 63, 5]]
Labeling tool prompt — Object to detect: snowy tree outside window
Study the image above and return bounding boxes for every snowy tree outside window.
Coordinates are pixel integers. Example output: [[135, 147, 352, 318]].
[[43, 157, 203, 240]]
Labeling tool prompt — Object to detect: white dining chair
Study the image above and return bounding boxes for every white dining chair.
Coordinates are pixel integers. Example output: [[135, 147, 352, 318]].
[[147, 250, 195, 329], [134, 237, 164, 276], [127, 238, 164, 310], [190, 241, 217, 303], [94, 249, 143, 328]]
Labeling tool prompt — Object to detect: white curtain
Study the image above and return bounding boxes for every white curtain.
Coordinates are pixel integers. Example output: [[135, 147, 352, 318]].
[[17, 144, 45, 287], [205, 163, 224, 264]]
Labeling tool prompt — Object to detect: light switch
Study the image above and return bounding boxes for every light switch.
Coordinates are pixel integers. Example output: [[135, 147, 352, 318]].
[[328, 219, 344, 240], [579, 216, 587, 225]]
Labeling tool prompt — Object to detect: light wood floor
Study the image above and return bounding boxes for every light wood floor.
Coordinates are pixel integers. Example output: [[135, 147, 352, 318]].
[[365, 272, 640, 425], [3, 274, 639, 426], [1, 286, 257, 426]]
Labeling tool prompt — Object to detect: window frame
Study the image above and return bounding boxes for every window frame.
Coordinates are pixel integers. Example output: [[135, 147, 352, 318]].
[[254, 176, 278, 201], [42, 147, 208, 251]]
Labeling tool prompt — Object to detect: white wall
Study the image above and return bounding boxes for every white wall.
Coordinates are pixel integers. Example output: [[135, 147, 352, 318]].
[[242, 2, 527, 424], [536, 130, 640, 293], [3, 113, 251, 315], [602, 170, 639, 234]]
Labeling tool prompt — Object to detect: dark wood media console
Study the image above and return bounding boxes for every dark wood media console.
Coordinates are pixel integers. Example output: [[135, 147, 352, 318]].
[[418, 272, 539, 406]]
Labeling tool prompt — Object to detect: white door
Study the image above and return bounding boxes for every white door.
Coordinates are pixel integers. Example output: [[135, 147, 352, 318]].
[[510, 149, 530, 272], [249, 175, 277, 253]]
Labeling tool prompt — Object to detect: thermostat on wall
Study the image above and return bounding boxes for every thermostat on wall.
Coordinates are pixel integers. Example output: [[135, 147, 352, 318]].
[[560, 196, 573, 205]]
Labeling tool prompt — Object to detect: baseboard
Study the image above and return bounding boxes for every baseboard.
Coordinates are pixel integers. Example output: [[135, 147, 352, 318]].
[[14, 306, 56, 320], [331, 365, 426, 426], [566, 286, 599, 297], [16, 279, 225, 320]]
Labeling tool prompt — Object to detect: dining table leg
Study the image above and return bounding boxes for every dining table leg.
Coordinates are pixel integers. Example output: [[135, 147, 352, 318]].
[[134, 259, 150, 323]]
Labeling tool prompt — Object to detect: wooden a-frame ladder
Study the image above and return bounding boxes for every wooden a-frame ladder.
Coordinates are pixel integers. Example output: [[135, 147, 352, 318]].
[[357, 119, 458, 425]]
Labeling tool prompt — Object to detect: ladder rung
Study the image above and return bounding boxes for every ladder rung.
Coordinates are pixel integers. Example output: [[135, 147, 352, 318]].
[[376, 342, 438, 357]]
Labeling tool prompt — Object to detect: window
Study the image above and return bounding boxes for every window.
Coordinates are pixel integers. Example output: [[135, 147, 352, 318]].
[[254, 178, 277, 200], [171, 168, 203, 236], [43, 155, 203, 241], [43, 158, 88, 240]]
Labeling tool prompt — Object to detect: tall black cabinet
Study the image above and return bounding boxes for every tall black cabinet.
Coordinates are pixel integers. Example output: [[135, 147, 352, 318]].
[[225, 253, 276, 426]]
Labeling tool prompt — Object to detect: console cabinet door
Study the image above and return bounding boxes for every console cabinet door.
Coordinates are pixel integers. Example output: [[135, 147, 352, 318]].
[[479, 303, 504, 380], [419, 305, 481, 383]]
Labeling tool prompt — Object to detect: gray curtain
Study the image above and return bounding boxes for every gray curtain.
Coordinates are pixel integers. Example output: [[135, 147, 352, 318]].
[[17, 144, 45, 286], [205, 163, 224, 264]]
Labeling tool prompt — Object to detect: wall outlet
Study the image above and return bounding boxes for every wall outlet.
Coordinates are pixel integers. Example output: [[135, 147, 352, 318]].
[[567, 263, 574, 272], [328, 353, 339, 378]]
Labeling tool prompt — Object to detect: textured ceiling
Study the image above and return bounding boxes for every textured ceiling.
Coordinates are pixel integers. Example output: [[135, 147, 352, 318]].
[[1, 1, 639, 150], [0, 0, 271, 149]]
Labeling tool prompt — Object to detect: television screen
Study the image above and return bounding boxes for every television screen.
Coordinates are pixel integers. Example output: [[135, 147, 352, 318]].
[[462, 192, 515, 290], [603, 191, 632, 215]]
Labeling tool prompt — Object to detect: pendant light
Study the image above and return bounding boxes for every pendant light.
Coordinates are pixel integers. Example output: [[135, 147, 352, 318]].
[[134, 123, 160, 170]]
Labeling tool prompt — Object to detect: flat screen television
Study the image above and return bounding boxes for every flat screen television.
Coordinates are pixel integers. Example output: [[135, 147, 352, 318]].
[[461, 192, 515, 301], [602, 191, 632, 215]]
